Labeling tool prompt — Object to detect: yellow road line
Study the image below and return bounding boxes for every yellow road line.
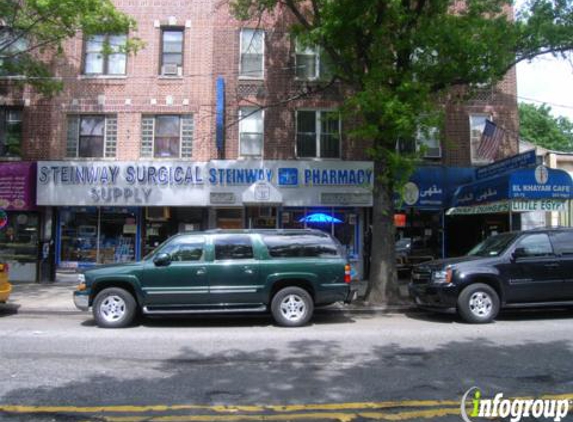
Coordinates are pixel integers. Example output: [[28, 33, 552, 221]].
[[0, 399, 459, 415], [103, 407, 462, 422]]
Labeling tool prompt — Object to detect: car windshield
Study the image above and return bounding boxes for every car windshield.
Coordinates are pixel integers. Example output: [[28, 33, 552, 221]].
[[467, 232, 517, 257], [396, 238, 411, 249]]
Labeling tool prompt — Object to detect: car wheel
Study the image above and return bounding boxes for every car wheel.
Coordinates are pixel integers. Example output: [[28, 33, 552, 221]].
[[457, 283, 499, 324], [93, 287, 137, 328], [271, 286, 314, 327]]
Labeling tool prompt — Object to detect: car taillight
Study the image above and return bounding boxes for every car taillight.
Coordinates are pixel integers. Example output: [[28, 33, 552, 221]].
[[0, 263, 8, 273], [344, 264, 351, 284]]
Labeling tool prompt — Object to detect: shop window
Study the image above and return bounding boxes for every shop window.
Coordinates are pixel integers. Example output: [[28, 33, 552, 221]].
[[0, 108, 23, 157], [160, 28, 184, 76], [141, 115, 194, 158], [294, 39, 332, 80], [0, 212, 39, 280], [59, 208, 137, 267], [469, 114, 492, 164], [214, 235, 254, 260], [0, 28, 28, 76], [246, 206, 276, 229], [296, 110, 340, 159], [239, 107, 263, 157], [216, 208, 243, 229], [240, 28, 264, 78], [66, 115, 117, 158], [83, 34, 127, 75]]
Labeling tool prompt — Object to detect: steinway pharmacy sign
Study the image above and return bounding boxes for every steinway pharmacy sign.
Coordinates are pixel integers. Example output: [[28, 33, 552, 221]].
[[37, 161, 373, 207]]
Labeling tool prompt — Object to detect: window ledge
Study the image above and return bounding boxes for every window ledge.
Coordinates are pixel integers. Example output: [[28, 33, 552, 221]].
[[78, 75, 127, 80], [157, 76, 184, 80], [295, 157, 342, 161], [137, 157, 193, 161], [0, 156, 22, 162], [64, 157, 116, 161], [238, 77, 264, 82], [0, 75, 26, 80]]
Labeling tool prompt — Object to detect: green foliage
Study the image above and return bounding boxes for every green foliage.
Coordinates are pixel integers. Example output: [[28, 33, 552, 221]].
[[519, 103, 573, 151], [0, 0, 142, 95]]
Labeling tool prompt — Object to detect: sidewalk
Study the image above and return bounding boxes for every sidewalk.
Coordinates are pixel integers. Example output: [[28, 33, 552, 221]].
[[1, 274, 416, 315]]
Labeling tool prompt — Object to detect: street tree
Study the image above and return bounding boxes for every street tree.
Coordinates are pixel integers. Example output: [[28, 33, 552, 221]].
[[231, 0, 573, 303], [0, 0, 142, 95], [519, 103, 573, 151]]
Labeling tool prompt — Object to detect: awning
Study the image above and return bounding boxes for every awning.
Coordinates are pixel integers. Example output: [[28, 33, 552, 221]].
[[396, 166, 474, 210], [451, 166, 573, 208]]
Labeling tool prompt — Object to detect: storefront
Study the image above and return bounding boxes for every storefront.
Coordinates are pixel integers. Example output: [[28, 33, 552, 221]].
[[0, 162, 39, 281], [447, 164, 573, 253], [396, 166, 474, 259], [37, 160, 373, 276]]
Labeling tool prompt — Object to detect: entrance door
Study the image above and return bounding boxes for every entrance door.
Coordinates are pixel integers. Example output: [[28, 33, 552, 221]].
[[504, 233, 563, 303], [208, 234, 262, 306], [140, 235, 209, 307]]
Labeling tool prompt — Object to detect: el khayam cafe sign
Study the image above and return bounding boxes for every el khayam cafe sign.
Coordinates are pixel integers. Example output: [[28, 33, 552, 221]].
[[36, 161, 374, 207]]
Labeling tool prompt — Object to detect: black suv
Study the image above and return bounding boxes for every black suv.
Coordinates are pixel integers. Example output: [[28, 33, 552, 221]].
[[409, 228, 573, 323]]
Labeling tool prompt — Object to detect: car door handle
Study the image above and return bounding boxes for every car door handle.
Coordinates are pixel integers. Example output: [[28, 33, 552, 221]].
[[196, 268, 207, 275], [244, 268, 254, 275], [544, 263, 560, 268]]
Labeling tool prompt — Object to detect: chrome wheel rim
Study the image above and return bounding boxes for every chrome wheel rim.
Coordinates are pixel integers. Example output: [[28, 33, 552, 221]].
[[280, 294, 306, 322], [99, 295, 126, 323], [469, 291, 493, 318]]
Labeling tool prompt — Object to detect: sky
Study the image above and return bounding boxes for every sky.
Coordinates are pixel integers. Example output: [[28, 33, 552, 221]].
[[517, 56, 573, 121]]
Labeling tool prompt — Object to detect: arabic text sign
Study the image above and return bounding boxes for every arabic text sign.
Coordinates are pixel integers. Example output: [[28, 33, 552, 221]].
[[447, 202, 510, 215]]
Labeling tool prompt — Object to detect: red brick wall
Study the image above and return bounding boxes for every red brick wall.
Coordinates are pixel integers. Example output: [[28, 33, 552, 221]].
[[0, 0, 518, 166]]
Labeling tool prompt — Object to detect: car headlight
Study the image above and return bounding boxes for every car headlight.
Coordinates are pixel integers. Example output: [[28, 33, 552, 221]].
[[432, 268, 453, 284]]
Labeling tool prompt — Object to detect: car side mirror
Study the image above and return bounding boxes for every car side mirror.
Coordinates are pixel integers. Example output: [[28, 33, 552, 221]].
[[512, 247, 527, 260], [153, 253, 172, 267]]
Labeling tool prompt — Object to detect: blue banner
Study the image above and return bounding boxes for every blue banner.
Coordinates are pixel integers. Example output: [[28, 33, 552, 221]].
[[216, 77, 225, 151], [452, 166, 573, 207]]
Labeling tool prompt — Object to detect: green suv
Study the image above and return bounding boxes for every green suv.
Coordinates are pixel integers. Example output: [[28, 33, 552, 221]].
[[73, 229, 357, 328]]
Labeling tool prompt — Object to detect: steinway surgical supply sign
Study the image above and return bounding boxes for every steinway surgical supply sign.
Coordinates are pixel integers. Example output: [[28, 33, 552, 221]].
[[36, 161, 374, 207]]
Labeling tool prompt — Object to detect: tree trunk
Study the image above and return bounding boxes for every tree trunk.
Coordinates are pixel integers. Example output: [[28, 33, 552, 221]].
[[365, 158, 401, 304]]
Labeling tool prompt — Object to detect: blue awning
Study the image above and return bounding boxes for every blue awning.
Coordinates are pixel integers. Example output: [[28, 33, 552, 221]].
[[396, 167, 474, 210], [451, 166, 573, 207]]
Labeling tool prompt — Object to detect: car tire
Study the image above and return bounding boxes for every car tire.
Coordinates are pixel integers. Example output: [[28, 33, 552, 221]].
[[271, 286, 314, 327], [93, 287, 137, 328], [457, 283, 500, 324]]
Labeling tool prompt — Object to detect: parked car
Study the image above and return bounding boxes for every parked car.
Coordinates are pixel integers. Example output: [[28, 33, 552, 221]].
[[395, 237, 435, 275], [409, 228, 573, 323], [74, 229, 357, 328], [0, 263, 10, 303]]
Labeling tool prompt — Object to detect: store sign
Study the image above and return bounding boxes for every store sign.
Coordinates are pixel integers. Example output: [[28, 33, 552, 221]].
[[0, 162, 36, 211], [475, 150, 537, 180], [511, 200, 568, 212], [446, 202, 510, 215], [37, 161, 373, 207]]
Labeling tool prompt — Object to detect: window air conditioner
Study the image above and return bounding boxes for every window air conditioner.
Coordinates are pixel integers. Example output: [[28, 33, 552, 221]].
[[162, 64, 181, 76], [424, 147, 442, 158]]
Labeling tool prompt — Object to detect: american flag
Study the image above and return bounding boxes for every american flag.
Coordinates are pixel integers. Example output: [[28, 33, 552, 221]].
[[476, 120, 504, 161]]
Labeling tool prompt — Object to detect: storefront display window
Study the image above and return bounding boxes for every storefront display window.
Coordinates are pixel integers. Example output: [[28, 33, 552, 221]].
[[0, 211, 39, 281], [59, 207, 137, 268], [246, 206, 277, 229]]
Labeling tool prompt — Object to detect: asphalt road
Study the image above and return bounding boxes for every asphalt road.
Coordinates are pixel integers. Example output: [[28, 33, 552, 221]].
[[1, 307, 573, 421]]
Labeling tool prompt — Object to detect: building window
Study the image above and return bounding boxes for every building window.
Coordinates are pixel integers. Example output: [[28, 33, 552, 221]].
[[0, 28, 28, 76], [296, 110, 340, 159], [160, 29, 183, 76], [240, 29, 264, 78], [83, 34, 127, 75], [469, 114, 491, 164], [66, 115, 117, 158], [0, 108, 23, 157], [295, 39, 332, 80], [141, 115, 194, 158], [416, 127, 441, 158], [239, 107, 263, 157]]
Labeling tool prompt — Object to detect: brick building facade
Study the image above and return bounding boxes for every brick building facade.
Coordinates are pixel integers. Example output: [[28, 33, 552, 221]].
[[0, 0, 519, 281]]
